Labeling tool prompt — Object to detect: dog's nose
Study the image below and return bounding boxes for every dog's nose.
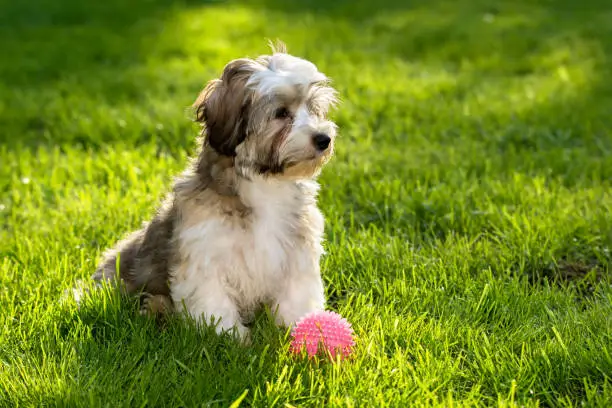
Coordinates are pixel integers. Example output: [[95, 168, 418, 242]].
[[312, 133, 331, 151]]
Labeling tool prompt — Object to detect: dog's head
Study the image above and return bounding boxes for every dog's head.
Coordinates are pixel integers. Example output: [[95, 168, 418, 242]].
[[194, 44, 338, 180]]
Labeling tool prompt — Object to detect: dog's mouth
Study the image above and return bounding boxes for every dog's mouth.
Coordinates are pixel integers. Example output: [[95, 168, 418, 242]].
[[282, 155, 316, 168], [253, 157, 319, 179], [282, 151, 330, 170], [255, 148, 330, 178]]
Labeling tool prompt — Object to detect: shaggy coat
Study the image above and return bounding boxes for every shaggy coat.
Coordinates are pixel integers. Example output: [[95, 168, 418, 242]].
[[93, 46, 338, 339]]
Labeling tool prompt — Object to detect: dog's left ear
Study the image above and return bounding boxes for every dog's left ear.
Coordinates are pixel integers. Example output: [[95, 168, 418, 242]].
[[194, 59, 259, 156]]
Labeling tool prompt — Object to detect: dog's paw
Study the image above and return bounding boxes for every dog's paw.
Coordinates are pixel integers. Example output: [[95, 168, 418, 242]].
[[140, 294, 173, 317], [237, 327, 252, 346]]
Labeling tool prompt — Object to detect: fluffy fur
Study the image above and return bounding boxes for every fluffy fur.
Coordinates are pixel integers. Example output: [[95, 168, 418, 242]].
[[93, 44, 339, 340]]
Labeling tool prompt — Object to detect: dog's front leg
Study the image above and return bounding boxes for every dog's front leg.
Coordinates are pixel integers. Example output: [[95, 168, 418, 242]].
[[272, 262, 326, 328], [173, 275, 249, 341]]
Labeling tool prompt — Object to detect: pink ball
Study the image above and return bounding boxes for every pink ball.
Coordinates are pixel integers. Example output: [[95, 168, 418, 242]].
[[290, 311, 355, 359]]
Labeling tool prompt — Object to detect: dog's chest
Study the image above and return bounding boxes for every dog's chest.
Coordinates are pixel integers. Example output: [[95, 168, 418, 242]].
[[236, 181, 302, 278], [175, 181, 308, 296], [248, 207, 294, 275]]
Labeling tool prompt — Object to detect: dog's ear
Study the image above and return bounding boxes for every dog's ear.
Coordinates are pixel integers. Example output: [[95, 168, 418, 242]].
[[194, 59, 258, 156]]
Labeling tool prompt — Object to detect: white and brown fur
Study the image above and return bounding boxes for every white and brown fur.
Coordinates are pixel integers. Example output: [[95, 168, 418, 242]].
[[93, 44, 339, 340]]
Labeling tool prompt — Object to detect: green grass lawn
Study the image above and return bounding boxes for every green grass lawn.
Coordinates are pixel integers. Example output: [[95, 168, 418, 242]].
[[1, 0, 611, 406]]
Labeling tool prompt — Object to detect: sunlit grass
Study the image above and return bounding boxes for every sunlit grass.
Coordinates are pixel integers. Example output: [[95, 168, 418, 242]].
[[1, 0, 611, 406]]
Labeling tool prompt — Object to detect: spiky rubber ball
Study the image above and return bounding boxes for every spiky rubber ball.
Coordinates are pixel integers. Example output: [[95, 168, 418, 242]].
[[290, 310, 355, 359]]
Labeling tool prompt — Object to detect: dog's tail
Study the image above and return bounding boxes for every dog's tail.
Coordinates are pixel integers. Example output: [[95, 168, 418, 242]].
[[92, 229, 144, 291]]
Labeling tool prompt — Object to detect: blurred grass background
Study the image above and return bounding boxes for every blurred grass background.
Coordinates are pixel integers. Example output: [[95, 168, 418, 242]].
[[0, 0, 611, 406]]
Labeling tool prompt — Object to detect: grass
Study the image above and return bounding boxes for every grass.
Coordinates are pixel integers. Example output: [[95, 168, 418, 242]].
[[1, 0, 611, 406]]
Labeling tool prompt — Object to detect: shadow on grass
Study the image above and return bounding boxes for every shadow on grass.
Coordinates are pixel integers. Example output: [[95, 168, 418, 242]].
[[0, 0, 204, 151]]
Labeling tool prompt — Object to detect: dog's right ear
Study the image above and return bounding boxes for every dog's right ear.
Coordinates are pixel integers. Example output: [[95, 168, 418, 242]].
[[193, 59, 258, 157]]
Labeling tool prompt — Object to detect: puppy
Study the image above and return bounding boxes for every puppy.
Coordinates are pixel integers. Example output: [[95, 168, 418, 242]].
[[93, 44, 339, 340]]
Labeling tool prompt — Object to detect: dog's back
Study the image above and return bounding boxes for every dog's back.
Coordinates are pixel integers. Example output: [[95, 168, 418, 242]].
[[93, 203, 175, 298]]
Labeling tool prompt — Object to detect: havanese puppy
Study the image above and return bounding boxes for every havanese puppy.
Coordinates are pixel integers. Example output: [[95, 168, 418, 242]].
[[92, 44, 339, 341]]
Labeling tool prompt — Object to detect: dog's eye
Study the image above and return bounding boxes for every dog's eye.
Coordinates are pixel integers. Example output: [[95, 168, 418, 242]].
[[274, 107, 291, 119]]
